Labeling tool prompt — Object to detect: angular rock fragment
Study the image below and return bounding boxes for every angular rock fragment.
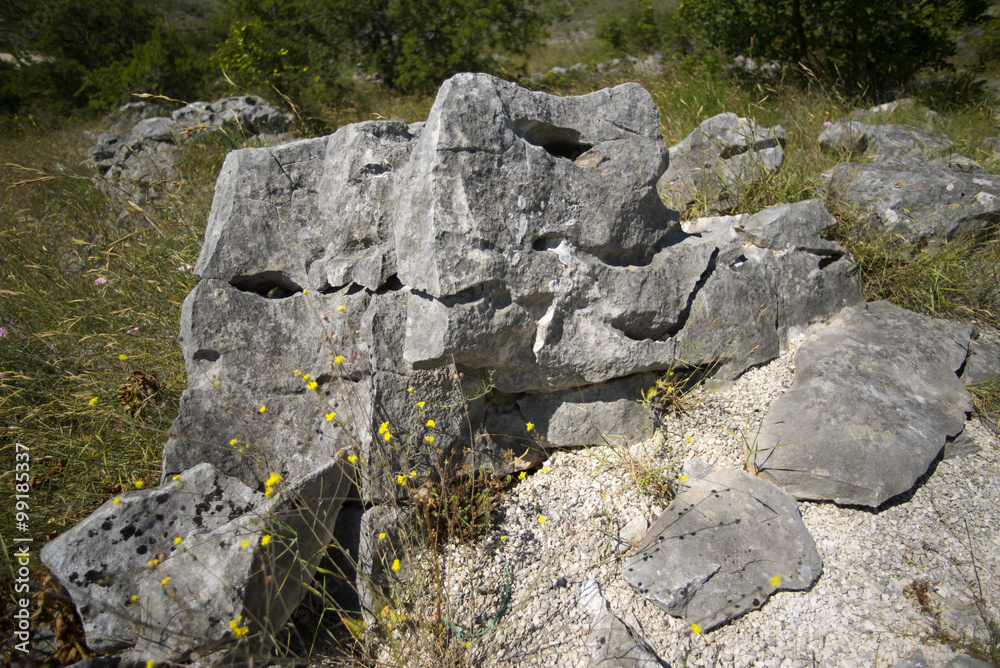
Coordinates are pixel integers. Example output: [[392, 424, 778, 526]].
[[622, 458, 821, 632], [39, 464, 264, 652], [581, 578, 667, 667], [657, 112, 786, 214], [753, 301, 974, 507]]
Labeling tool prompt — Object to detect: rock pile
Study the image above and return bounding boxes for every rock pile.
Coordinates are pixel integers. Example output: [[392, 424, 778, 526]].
[[40, 79, 1000, 668], [86, 96, 294, 202]]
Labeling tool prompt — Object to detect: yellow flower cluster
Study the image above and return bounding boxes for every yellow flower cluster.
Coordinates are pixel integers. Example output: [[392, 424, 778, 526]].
[[379, 421, 392, 442], [229, 616, 249, 638], [265, 472, 281, 497]]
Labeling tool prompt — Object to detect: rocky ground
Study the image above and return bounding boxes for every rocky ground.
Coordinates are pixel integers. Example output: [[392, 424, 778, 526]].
[[367, 333, 1000, 668]]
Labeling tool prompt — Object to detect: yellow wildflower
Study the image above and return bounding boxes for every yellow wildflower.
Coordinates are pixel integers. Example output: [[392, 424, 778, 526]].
[[542, 466, 551, 473], [407, 387, 414, 393], [691, 623, 702, 635], [306, 381, 318, 390], [416, 401, 425, 408], [425, 435, 434, 443], [379, 532, 387, 541], [396, 474, 407, 486], [146, 660, 155, 668], [259, 405, 266, 413], [348, 454, 358, 463], [679, 475, 689, 483], [172, 475, 180, 481], [134, 480, 144, 489], [426, 419, 435, 428], [770, 574, 782, 587], [147, 559, 159, 569], [325, 412, 337, 421], [337, 305, 347, 312], [113, 497, 121, 505], [131, 595, 139, 602], [88, 397, 98, 406], [383, 431, 392, 442], [160, 577, 171, 586], [173, 537, 182, 545], [526, 422, 534, 432], [392, 559, 400, 572], [119, 354, 127, 361], [538, 515, 546, 524], [294, 369, 301, 376], [261, 535, 271, 546], [518, 471, 527, 480], [334, 355, 344, 364], [303, 373, 311, 382]]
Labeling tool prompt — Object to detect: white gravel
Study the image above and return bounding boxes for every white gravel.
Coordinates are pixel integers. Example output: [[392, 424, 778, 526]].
[[364, 335, 1000, 667]]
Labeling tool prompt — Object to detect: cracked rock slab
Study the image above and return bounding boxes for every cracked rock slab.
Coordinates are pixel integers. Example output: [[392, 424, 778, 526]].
[[622, 458, 821, 633], [753, 301, 974, 507]]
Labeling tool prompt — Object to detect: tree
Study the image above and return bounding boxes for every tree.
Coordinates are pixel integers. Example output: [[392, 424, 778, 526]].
[[680, 0, 989, 94]]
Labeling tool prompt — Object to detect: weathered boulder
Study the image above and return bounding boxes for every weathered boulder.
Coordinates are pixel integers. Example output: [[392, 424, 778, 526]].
[[39, 463, 264, 652], [820, 158, 1000, 243], [87, 96, 294, 199], [135, 458, 353, 662], [753, 301, 974, 507], [657, 112, 786, 214], [818, 118, 1000, 243], [622, 458, 821, 633], [818, 121, 954, 166]]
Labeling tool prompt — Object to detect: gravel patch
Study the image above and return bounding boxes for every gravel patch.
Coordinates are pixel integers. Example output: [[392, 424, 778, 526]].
[[372, 335, 1000, 667]]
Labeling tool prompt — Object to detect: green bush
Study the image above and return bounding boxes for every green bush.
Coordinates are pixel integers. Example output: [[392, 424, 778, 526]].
[[679, 0, 989, 96], [596, 2, 700, 58]]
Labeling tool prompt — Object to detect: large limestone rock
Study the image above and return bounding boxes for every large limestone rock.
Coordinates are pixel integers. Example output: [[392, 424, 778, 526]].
[[165, 73, 862, 504], [657, 112, 786, 215], [818, 120, 1000, 243], [622, 458, 821, 633], [753, 301, 974, 507]]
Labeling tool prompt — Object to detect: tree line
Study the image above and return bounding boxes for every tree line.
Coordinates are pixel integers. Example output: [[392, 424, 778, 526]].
[[0, 0, 993, 128]]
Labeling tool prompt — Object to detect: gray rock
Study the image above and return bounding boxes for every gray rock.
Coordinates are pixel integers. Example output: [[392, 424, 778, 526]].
[[753, 301, 974, 507], [135, 457, 353, 663], [820, 159, 1000, 243], [581, 578, 667, 667], [657, 112, 786, 214], [818, 121, 954, 166], [172, 96, 293, 136], [943, 656, 994, 668], [39, 463, 264, 652], [356, 505, 413, 627], [962, 336, 1000, 385], [622, 458, 821, 633], [895, 649, 931, 668]]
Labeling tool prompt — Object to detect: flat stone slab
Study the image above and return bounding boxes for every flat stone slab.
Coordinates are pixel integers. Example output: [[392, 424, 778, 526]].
[[622, 458, 821, 633], [753, 301, 974, 507]]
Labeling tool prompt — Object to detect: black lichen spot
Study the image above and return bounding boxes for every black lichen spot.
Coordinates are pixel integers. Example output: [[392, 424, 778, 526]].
[[137, 545, 148, 555], [101, 519, 113, 531], [120, 525, 137, 540], [155, 493, 170, 504]]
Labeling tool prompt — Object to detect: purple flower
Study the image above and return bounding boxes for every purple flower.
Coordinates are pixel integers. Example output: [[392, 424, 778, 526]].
[[178, 264, 192, 272], [0, 326, 7, 339], [823, 120, 833, 128], [94, 276, 107, 285], [127, 327, 140, 336]]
